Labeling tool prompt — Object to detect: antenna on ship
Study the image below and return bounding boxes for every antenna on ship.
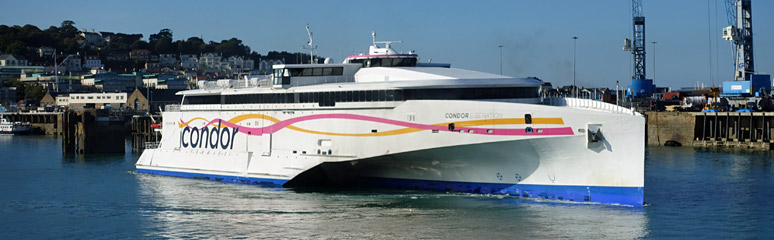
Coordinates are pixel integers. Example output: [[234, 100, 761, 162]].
[[371, 31, 401, 49], [304, 23, 317, 64], [370, 31, 402, 55]]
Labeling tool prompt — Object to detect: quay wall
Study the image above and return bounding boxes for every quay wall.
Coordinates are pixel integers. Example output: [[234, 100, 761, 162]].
[[645, 111, 773, 150], [645, 112, 695, 146], [0, 112, 61, 135]]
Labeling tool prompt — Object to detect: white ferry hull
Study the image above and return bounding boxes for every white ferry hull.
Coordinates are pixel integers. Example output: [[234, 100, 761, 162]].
[[136, 99, 644, 206]]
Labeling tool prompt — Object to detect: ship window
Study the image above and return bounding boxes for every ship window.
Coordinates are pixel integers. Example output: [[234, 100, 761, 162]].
[[184, 95, 220, 104], [331, 67, 343, 75], [395, 90, 404, 101], [312, 68, 322, 76], [525, 114, 532, 124], [385, 90, 395, 101], [289, 68, 302, 76], [301, 68, 313, 76], [322, 68, 333, 76], [193, 87, 536, 106], [299, 93, 306, 103], [349, 59, 367, 68]]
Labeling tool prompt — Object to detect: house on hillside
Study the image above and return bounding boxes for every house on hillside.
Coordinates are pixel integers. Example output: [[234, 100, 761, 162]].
[[79, 30, 143, 48], [59, 54, 82, 73], [83, 55, 103, 70], [80, 30, 106, 47], [38, 47, 55, 58], [129, 49, 151, 61], [199, 53, 222, 73], [158, 54, 177, 66], [0, 54, 28, 66], [180, 54, 198, 70], [259, 59, 284, 74]]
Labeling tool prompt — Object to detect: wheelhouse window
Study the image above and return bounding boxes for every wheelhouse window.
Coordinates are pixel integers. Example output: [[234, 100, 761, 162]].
[[287, 67, 344, 77], [348, 57, 418, 68]]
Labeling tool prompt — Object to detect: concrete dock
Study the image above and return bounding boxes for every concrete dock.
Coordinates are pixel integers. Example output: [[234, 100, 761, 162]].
[[646, 111, 774, 150], [0, 112, 62, 135]]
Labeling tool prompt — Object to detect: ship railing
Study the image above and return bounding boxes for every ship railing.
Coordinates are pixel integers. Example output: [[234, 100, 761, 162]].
[[543, 97, 641, 116], [165, 104, 181, 112], [144, 141, 160, 150], [195, 77, 270, 90]]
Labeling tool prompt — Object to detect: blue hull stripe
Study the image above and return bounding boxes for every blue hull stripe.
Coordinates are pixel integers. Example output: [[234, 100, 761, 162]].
[[136, 168, 288, 187], [358, 177, 644, 206], [136, 168, 643, 206]]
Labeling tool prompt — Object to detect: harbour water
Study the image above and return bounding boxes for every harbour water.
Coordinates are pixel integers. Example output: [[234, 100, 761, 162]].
[[1, 136, 772, 239]]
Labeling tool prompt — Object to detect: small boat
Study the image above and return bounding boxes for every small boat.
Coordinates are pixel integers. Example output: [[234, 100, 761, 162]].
[[0, 118, 31, 134]]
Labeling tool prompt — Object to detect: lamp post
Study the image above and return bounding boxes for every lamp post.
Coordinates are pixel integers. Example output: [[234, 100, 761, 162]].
[[498, 45, 503, 75], [651, 41, 657, 84], [572, 36, 578, 98]]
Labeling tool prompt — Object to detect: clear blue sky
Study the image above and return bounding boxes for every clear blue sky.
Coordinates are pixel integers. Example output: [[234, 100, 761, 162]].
[[2, 0, 772, 89]]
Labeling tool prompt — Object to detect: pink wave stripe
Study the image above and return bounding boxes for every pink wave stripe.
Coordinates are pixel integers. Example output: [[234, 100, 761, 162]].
[[179, 113, 574, 137]]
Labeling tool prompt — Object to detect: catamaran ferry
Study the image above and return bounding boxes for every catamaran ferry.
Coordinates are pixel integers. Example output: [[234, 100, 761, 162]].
[[136, 37, 645, 206]]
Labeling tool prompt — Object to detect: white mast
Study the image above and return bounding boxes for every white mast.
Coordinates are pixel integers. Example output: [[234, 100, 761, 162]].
[[305, 23, 317, 64]]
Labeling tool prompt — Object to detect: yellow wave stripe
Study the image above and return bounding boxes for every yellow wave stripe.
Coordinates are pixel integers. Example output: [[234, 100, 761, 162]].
[[178, 114, 564, 136]]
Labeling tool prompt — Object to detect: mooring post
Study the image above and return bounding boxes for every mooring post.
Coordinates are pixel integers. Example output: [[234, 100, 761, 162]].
[[749, 113, 753, 142], [702, 113, 706, 141]]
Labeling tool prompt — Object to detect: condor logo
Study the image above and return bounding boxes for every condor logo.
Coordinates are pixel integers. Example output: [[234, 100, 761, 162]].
[[180, 120, 239, 149]]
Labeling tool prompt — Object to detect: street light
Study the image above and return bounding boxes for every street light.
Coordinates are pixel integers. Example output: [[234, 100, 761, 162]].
[[572, 36, 578, 98], [651, 41, 657, 84], [498, 45, 503, 75]]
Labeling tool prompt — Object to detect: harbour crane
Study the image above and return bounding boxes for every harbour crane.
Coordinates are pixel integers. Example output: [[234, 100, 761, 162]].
[[623, 0, 653, 98], [722, 0, 754, 81], [720, 0, 769, 97]]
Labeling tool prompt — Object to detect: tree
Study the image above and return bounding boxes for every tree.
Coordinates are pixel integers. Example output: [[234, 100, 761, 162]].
[[5, 40, 26, 55], [59, 20, 77, 37], [149, 29, 175, 54], [214, 38, 250, 57], [129, 40, 149, 50], [154, 39, 175, 53], [24, 83, 45, 100], [180, 37, 206, 54], [149, 29, 173, 43]]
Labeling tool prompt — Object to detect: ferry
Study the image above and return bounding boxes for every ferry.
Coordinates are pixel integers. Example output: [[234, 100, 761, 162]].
[[0, 118, 31, 134], [136, 35, 645, 206]]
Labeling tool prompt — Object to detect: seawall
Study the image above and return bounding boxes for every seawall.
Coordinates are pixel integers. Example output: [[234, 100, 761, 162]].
[[645, 111, 773, 149]]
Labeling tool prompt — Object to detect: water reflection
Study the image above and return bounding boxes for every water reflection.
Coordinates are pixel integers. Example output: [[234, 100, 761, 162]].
[[5, 136, 772, 238], [135, 174, 647, 238], [645, 146, 774, 238]]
